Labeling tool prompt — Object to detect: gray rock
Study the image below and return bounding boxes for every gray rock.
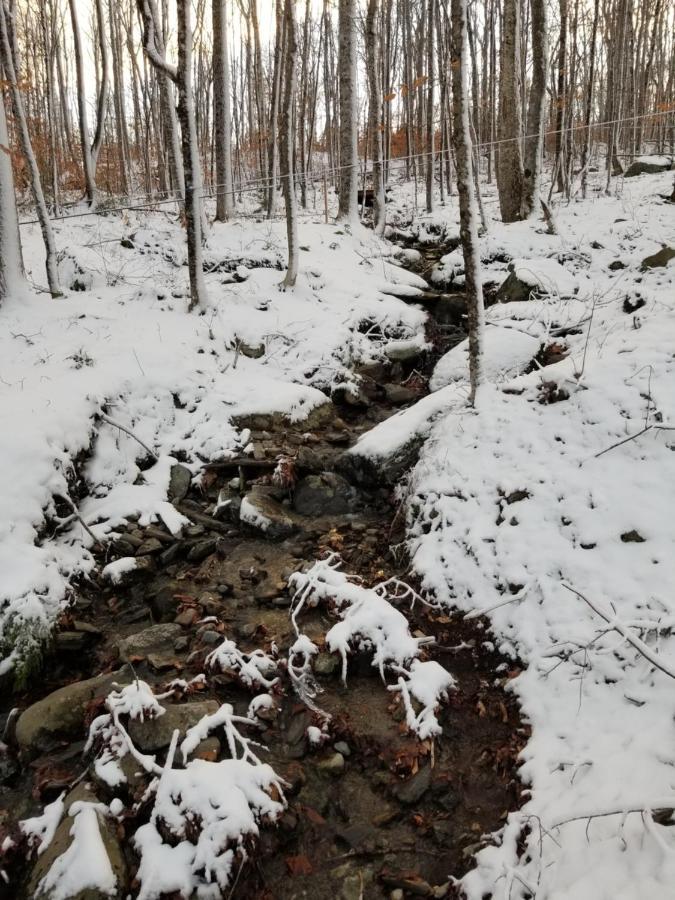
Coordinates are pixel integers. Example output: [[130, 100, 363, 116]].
[[168, 463, 192, 503], [15, 665, 134, 753], [384, 339, 424, 363], [393, 765, 432, 805], [240, 485, 296, 540], [186, 538, 217, 562], [147, 580, 182, 621], [128, 700, 219, 752], [383, 384, 417, 405], [293, 472, 360, 516], [116, 623, 182, 666], [26, 782, 127, 900], [341, 434, 424, 487], [334, 741, 351, 757], [238, 341, 265, 359], [136, 537, 163, 556], [232, 401, 334, 433], [431, 292, 466, 326], [496, 270, 537, 303], [642, 246, 675, 269], [625, 158, 673, 177], [317, 751, 345, 775], [314, 652, 340, 676]]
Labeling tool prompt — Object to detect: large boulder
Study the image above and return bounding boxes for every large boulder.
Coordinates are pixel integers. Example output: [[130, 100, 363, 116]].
[[15, 666, 134, 754], [127, 699, 219, 752], [26, 782, 127, 900], [293, 472, 360, 516], [624, 156, 673, 177], [496, 258, 578, 303], [115, 623, 183, 670]]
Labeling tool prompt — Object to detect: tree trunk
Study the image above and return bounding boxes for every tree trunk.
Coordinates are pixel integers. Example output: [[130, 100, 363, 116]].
[[425, 0, 435, 212], [337, 0, 358, 221], [496, 0, 524, 222], [521, 0, 547, 216], [580, 0, 600, 198], [212, 0, 234, 220], [451, 0, 484, 406], [68, 0, 108, 206], [280, 0, 298, 288], [366, 0, 385, 234], [0, 87, 23, 301], [266, 2, 284, 218], [0, 0, 61, 296]]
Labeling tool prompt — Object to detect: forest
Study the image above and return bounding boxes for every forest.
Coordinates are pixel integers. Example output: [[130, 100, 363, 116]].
[[0, 0, 674, 898]]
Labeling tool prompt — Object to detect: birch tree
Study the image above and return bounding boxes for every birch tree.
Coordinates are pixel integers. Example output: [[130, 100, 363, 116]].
[[451, 0, 484, 405]]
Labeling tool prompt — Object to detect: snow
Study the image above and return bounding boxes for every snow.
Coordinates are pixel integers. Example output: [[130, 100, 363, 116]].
[[101, 556, 137, 583], [508, 257, 579, 296], [430, 326, 540, 390], [0, 214, 426, 678], [205, 636, 278, 689], [404, 172, 675, 898]]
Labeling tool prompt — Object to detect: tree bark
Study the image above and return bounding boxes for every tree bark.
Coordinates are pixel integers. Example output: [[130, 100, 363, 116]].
[[0, 0, 61, 296], [496, 0, 524, 222], [280, 0, 299, 288], [366, 0, 385, 234], [451, 0, 484, 406], [212, 0, 234, 220], [521, 0, 547, 217], [0, 87, 23, 301], [425, 0, 435, 212], [337, 0, 358, 221]]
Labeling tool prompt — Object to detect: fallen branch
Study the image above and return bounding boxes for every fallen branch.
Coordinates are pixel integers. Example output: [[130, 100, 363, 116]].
[[562, 584, 675, 680], [594, 423, 675, 459], [99, 413, 158, 461], [551, 798, 675, 829]]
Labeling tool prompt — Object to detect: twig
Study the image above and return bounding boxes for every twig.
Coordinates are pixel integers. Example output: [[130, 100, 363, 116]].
[[56, 494, 101, 547], [562, 584, 675, 680], [99, 413, 158, 461], [552, 799, 675, 829], [593, 423, 675, 459]]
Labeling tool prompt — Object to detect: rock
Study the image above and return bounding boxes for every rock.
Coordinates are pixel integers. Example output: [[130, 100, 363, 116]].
[[384, 339, 425, 363], [232, 401, 334, 433], [314, 652, 340, 676], [341, 870, 374, 900], [26, 783, 127, 900], [430, 293, 466, 326], [147, 580, 183, 622], [334, 741, 351, 757], [317, 751, 345, 775], [625, 157, 673, 177], [174, 608, 198, 627], [495, 271, 534, 303], [608, 260, 627, 271], [128, 700, 219, 752], [168, 463, 192, 503], [240, 485, 296, 540], [238, 341, 265, 359], [341, 434, 424, 487], [621, 529, 645, 543], [393, 765, 432, 805], [53, 631, 92, 653], [15, 665, 134, 754], [293, 472, 360, 516], [383, 384, 417, 405], [116, 624, 183, 666], [136, 537, 163, 556], [186, 538, 217, 562], [641, 246, 675, 269]]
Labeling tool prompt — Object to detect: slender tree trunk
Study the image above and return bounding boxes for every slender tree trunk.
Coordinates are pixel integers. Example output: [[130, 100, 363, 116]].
[[337, 0, 358, 221], [366, 0, 385, 234], [554, 0, 568, 193], [451, 0, 484, 406], [521, 0, 547, 216], [425, 0, 435, 212], [280, 0, 298, 288], [212, 0, 234, 220], [580, 0, 600, 198], [266, 2, 284, 218], [0, 87, 23, 300], [0, 0, 61, 296]]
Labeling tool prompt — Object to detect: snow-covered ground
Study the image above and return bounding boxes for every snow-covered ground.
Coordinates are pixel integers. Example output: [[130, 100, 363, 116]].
[[4, 168, 675, 898], [397, 172, 675, 898], [0, 210, 426, 680]]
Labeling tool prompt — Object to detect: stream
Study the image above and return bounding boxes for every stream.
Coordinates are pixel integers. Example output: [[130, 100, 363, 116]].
[[0, 241, 528, 900]]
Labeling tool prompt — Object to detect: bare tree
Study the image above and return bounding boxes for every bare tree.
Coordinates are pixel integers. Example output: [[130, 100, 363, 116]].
[[496, 0, 524, 223], [337, 0, 358, 221], [451, 0, 484, 406], [213, 0, 234, 220], [138, 0, 207, 310], [521, 0, 547, 217], [68, 0, 108, 206], [280, 0, 298, 288], [365, 0, 385, 234], [0, 87, 23, 301], [0, 0, 61, 297]]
